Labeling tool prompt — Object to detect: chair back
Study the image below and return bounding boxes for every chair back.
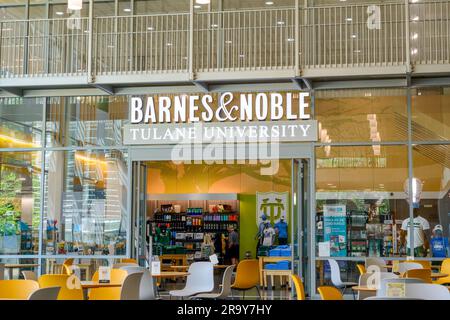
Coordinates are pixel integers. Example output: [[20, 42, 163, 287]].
[[365, 258, 387, 272], [89, 269, 128, 300], [0, 280, 39, 299], [38, 274, 84, 300], [403, 283, 450, 300], [120, 272, 143, 300], [121, 266, 156, 300], [435, 258, 450, 285], [356, 264, 366, 275], [404, 268, 432, 283], [231, 259, 260, 290], [398, 262, 423, 274], [62, 258, 74, 275], [291, 274, 306, 300], [22, 270, 37, 281], [318, 286, 343, 300], [377, 277, 425, 296], [218, 265, 235, 299], [327, 259, 343, 287], [184, 262, 214, 293], [409, 260, 431, 269], [28, 287, 61, 300]]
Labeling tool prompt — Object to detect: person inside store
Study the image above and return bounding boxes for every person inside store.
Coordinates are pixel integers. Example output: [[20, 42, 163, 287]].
[[430, 224, 449, 258], [255, 214, 268, 257], [213, 232, 224, 264], [400, 208, 431, 257], [227, 226, 239, 265], [274, 216, 288, 245]]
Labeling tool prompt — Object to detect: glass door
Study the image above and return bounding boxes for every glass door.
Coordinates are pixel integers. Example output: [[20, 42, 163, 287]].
[[292, 159, 310, 297], [131, 161, 147, 266]]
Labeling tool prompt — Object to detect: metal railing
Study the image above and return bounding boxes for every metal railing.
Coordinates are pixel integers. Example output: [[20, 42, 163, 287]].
[[409, 1, 450, 65], [0, 2, 449, 81], [301, 3, 406, 68], [94, 13, 189, 75], [194, 8, 296, 72]]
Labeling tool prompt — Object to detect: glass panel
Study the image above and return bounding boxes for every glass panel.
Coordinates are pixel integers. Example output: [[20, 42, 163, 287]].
[[43, 149, 129, 256], [316, 89, 407, 143], [46, 96, 129, 147], [315, 145, 409, 258], [315, 260, 360, 292], [222, 0, 295, 10], [0, 257, 39, 279], [49, 4, 89, 18], [412, 145, 449, 258], [412, 87, 450, 142], [135, 0, 190, 14], [29, 5, 47, 19], [0, 5, 26, 20], [0, 151, 41, 255], [0, 97, 43, 148], [94, 0, 116, 17]]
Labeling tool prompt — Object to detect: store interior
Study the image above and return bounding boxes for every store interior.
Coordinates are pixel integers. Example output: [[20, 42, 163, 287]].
[[145, 160, 292, 264]]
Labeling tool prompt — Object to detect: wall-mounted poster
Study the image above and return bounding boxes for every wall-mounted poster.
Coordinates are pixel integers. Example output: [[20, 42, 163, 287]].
[[256, 192, 289, 226], [323, 205, 347, 257]]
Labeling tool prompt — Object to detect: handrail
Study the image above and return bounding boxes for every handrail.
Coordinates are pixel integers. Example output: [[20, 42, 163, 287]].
[[0, 3, 449, 80]]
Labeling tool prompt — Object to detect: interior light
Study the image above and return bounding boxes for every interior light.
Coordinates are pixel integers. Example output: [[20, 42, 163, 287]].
[[68, 0, 82, 10], [196, 0, 211, 4], [265, 1, 274, 5], [123, 8, 132, 12], [55, 11, 64, 16]]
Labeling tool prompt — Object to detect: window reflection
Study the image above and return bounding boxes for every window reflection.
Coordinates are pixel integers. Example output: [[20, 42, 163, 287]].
[[43, 150, 129, 256], [316, 145, 409, 258], [0, 151, 41, 255]]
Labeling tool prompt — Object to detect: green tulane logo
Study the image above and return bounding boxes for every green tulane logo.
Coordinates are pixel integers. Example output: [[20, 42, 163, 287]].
[[256, 191, 289, 226]]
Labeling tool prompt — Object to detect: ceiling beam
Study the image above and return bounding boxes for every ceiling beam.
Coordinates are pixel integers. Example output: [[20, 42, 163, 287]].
[[0, 87, 23, 97], [92, 84, 115, 95]]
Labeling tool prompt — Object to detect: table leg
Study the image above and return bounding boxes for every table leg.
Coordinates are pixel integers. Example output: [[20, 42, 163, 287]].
[[259, 258, 263, 287]]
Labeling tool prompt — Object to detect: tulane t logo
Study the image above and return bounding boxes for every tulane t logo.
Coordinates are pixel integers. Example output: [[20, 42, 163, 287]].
[[260, 198, 284, 225]]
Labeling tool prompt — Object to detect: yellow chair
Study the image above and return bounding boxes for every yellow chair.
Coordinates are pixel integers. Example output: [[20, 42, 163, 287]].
[[435, 258, 450, 285], [62, 258, 74, 275], [89, 269, 127, 300], [404, 268, 432, 284], [0, 280, 39, 300], [231, 259, 260, 299], [38, 274, 84, 300], [318, 286, 343, 300], [291, 275, 306, 300], [356, 264, 366, 275], [409, 260, 431, 269], [120, 258, 137, 264]]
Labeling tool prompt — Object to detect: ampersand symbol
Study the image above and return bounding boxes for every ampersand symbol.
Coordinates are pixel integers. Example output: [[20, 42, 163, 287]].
[[216, 92, 238, 121]]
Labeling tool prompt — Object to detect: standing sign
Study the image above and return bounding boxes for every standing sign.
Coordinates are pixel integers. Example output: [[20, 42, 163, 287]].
[[256, 191, 289, 226], [323, 205, 347, 257]]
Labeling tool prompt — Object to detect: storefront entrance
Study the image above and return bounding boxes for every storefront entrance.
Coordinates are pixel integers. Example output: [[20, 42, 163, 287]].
[[130, 145, 313, 297]]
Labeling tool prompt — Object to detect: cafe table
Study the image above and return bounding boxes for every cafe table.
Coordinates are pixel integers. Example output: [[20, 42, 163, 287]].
[[152, 271, 189, 279], [4, 264, 40, 280], [351, 286, 378, 293], [80, 281, 122, 289]]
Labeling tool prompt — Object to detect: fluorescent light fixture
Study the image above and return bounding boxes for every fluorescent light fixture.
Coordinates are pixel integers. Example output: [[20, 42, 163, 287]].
[[277, 21, 285, 25], [166, 43, 173, 46], [68, 0, 82, 10], [411, 48, 418, 55], [351, 34, 357, 38], [265, 1, 274, 5], [196, 0, 211, 4], [123, 8, 132, 12], [411, 33, 418, 40], [194, 5, 201, 9], [287, 38, 295, 42], [346, 17, 353, 22], [147, 27, 154, 31], [412, 16, 419, 21], [225, 40, 232, 44], [56, 11, 64, 16], [211, 24, 218, 28]]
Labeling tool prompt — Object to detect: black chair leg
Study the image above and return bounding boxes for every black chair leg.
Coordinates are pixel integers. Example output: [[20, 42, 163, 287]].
[[256, 286, 261, 300]]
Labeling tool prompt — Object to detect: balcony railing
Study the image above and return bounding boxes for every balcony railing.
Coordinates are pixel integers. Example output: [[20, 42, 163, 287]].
[[0, 2, 449, 85]]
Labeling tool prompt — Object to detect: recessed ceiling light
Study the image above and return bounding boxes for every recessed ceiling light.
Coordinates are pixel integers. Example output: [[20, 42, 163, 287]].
[[166, 43, 173, 46], [211, 24, 218, 28], [225, 40, 232, 44], [194, 5, 201, 9], [287, 38, 295, 42], [265, 1, 274, 5], [352, 34, 357, 38], [277, 21, 285, 25], [147, 27, 154, 31], [346, 17, 353, 22], [55, 11, 64, 16], [123, 8, 131, 12], [411, 33, 418, 40], [195, 0, 210, 4], [412, 16, 419, 21], [411, 48, 418, 55]]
